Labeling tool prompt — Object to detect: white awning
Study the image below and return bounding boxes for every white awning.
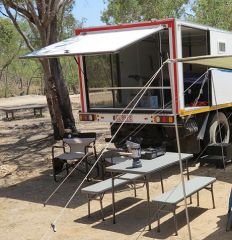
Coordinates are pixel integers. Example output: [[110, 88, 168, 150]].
[[169, 54, 232, 70], [22, 26, 163, 59]]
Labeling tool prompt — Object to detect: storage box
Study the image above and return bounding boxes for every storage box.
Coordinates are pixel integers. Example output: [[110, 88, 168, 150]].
[[200, 143, 232, 168], [141, 146, 166, 159], [206, 143, 232, 160]]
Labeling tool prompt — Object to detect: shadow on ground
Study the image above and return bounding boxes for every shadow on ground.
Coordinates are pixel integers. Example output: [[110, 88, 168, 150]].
[[144, 206, 207, 239], [76, 203, 208, 237], [202, 214, 232, 240], [76, 200, 149, 235], [0, 168, 93, 208]]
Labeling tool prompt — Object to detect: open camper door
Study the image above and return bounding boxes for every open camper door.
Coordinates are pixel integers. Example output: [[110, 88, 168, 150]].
[[22, 26, 164, 58], [21, 25, 171, 115]]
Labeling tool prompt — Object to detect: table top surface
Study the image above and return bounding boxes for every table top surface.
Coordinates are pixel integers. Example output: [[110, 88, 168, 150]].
[[106, 152, 193, 175], [56, 152, 85, 160], [153, 176, 216, 204]]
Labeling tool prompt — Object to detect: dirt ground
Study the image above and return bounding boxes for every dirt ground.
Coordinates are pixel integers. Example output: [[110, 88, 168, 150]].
[[0, 95, 232, 240]]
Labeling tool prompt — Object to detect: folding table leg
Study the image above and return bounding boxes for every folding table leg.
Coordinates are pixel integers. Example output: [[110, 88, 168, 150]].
[[145, 175, 151, 230], [173, 207, 178, 236], [111, 172, 116, 224], [159, 171, 164, 193], [133, 181, 137, 197], [157, 203, 161, 232], [99, 194, 105, 221], [211, 183, 215, 208], [87, 194, 91, 218]]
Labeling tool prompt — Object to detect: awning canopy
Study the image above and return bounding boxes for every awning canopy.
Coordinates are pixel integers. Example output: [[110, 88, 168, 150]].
[[21, 26, 163, 59], [169, 54, 232, 70]]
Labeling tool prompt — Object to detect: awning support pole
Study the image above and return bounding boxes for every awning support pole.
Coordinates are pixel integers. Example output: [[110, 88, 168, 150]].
[[168, 62, 192, 240]]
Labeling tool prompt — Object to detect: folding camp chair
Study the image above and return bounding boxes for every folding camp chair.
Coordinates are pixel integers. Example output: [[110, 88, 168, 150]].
[[226, 188, 232, 231], [52, 132, 98, 182]]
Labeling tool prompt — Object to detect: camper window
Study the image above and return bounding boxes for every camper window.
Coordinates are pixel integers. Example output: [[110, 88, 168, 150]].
[[83, 29, 171, 112], [218, 41, 226, 53]]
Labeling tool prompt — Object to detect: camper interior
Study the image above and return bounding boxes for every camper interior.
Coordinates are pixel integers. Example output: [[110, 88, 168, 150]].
[[181, 26, 210, 107], [83, 25, 211, 112], [84, 29, 171, 111]]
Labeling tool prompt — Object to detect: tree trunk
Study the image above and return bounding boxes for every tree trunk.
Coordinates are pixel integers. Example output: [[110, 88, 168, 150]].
[[49, 58, 77, 132], [2, 1, 77, 140], [39, 16, 77, 139], [41, 59, 65, 140]]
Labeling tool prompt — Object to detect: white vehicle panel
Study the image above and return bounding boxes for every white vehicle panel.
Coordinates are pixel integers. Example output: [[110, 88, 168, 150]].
[[22, 26, 163, 58], [211, 69, 232, 105], [175, 22, 185, 111], [210, 30, 232, 55]]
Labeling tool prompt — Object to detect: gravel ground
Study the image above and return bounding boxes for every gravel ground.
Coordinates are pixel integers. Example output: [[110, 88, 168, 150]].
[[0, 95, 232, 240]]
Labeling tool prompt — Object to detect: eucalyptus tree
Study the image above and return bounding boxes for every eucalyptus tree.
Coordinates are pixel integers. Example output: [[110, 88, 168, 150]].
[[191, 0, 232, 30], [1, 0, 77, 139], [101, 0, 189, 24], [0, 18, 22, 96]]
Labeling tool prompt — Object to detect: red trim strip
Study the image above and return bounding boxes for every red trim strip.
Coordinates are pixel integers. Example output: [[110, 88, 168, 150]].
[[170, 20, 179, 113], [75, 19, 174, 35], [77, 56, 85, 112]]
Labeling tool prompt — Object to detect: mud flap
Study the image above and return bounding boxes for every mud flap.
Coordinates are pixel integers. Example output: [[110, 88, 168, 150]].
[[197, 112, 209, 140]]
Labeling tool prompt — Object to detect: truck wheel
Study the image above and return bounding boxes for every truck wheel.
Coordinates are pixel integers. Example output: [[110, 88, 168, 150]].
[[208, 112, 230, 144]]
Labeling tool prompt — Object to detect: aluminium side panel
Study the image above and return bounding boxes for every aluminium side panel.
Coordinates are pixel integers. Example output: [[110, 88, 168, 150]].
[[210, 30, 232, 55], [210, 30, 232, 106], [175, 21, 185, 111], [211, 69, 232, 105]]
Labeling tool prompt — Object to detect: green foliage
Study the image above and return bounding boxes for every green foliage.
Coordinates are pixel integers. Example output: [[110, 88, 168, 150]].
[[101, 0, 189, 24], [58, 2, 78, 40], [191, 0, 232, 30], [60, 57, 79, 93], [0, 17, 43, 97], [101, 0, 143, 24], [85, 55, 112, 88], [0, 18, 20, 60], [0, 1, 80, 97]]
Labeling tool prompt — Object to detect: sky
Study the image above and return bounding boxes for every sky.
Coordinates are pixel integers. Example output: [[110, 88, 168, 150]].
[[72, 0, 108, 27], [0, 1, 108, 26]]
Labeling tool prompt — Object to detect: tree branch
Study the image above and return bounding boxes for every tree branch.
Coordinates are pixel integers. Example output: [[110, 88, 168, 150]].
[[0, 9, 9, 17], [3, 0, 35, 24], [0, 41, 23, 81], [41, 0, 52, 27], [43, 0, 68, 27], [3, 5, 34, 51], [26, 0, 42, 28]]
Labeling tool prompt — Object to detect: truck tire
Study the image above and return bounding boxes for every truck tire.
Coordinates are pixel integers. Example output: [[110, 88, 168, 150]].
[[208, 112, 230, 144]]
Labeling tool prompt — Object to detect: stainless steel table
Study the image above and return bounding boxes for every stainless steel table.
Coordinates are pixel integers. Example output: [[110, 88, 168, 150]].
[[105, 152, 193, 230]]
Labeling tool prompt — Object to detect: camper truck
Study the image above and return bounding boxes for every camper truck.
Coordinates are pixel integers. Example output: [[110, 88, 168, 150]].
[[24, 19, 232, 154]]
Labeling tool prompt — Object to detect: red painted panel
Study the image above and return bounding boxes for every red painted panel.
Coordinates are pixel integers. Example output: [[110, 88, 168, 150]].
[[169, 20, 179, 113], [75, 18, 178, 114], [75, 19, 174, 35], [76, 56, 85, 112]]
